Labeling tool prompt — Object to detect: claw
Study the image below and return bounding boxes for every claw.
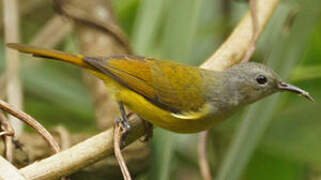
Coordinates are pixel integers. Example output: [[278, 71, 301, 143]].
[[115, 117, 131, 148]]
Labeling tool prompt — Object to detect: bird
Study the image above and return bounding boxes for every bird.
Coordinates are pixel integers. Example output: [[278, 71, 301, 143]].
[[7, 43, 313, 134]]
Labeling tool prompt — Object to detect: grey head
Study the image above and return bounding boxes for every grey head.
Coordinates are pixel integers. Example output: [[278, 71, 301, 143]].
[[220, 62, 314, 107]]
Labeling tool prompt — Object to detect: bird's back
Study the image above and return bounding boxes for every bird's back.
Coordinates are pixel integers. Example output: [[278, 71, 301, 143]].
[[83, 55, 210, 114]]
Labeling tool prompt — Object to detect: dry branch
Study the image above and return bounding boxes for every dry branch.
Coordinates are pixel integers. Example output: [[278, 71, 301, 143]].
[[0, 110, 14, 137], [114, 123, 132, 180], [241, 0, 259, 63], [198, 131, 211, 180], [19, 115, 145, 180], [202, 0, 280, 70], [0, 156, 26, 180], [0, 100, 60, 153], [0, 110, 14, 162], [3, 0, 23, 137]]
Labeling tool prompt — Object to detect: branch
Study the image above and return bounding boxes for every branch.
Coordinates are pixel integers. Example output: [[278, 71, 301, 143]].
[[3, 0, 24, 137], [0, 110, 14, 162], [0, 156, 26, 180], [198, 131, 211, 180], [201, 0, 280, 70], [0, 100, 60, 153], [19, 115, 145, 180], [114, 123, 132, 180]]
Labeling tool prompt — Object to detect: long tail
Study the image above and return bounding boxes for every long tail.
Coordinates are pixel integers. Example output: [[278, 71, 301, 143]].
[[7, 43, 93, 69]]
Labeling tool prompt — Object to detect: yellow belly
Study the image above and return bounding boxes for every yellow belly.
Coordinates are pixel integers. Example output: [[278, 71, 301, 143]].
[[92, 70, 219, 133], [117, 87, 219, 133]]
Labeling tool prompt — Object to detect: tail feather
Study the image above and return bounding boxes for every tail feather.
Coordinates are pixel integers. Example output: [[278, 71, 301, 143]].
[[7, 43, 92, 69]]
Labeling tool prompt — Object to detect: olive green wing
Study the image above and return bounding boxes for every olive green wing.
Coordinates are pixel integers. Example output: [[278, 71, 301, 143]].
[[83, 55, 208, 118]]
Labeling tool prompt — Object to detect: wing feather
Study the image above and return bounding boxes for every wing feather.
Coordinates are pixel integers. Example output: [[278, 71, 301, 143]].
[[84, 56, 207, 115]]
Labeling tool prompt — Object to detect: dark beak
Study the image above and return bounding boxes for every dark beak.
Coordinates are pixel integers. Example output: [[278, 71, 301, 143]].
[[278, 82, 314, 102]]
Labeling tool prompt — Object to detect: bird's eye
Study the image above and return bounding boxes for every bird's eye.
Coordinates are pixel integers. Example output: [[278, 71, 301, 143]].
[[256, 74, 268, 85]]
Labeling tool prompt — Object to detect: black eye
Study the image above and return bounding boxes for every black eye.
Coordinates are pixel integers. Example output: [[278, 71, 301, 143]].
[[256, 74, 268, 85]]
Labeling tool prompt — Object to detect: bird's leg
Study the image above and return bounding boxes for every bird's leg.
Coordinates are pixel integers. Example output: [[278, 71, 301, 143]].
[[116, 102, 131, 147], [140, 120, 153, 142]]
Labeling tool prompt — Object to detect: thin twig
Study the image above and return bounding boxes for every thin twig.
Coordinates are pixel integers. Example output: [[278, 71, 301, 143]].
[[241, 0, 259, 63], [198, 131, 211, 180], [3, 0, 24, 137], [4, 136, 14, 163], [0, 110, 15, 162], [0, 110, 14, 137], [114, 123, 132, 180], [0, 100, 60, 153]]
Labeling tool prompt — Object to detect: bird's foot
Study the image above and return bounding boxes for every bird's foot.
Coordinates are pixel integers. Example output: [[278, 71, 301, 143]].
[[115, 116, 131, 148]]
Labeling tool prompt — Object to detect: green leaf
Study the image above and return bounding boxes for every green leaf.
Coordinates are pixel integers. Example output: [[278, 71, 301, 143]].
[[291, 65, 321, 81]]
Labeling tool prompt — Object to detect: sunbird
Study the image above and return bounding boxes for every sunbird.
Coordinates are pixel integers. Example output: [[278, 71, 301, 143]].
[[7, 43, 313, 134]]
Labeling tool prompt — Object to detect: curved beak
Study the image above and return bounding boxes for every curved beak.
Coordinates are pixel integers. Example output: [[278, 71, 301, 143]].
[[278, 82, 314, 102]]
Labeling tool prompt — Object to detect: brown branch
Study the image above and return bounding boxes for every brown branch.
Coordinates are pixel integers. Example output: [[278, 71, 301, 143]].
[[4, 136, 14, 164], [0, 110, 14, 137], [0, 100, 60, 153], [241, 0, 259, 63], [201, 0, 280, 70], [114, 123, 132, 180], [0, 110, 14, 162], [19, 115, 145, 180], [3, 0, 24, 137]]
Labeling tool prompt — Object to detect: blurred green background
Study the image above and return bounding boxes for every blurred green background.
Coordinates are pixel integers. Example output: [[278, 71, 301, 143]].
[[1, 0, 321, 179]]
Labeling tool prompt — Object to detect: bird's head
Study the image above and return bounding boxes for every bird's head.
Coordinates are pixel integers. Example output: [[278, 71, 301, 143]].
[[223, 62, 314, 105]]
